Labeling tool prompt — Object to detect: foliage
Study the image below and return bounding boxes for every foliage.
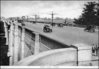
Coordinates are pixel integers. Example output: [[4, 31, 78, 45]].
[[74, 2, 99, 26]]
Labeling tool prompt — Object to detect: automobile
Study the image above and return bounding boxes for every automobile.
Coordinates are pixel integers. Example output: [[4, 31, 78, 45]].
[[57, 23, 64, 27], [51, 23, 55, 26], [17, 19, 25, 26], [84, 25, 95, 32], [43, 25, 52, 32], [17, 19, 23, 23]]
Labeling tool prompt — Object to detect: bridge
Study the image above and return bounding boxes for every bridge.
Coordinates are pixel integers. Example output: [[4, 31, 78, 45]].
[[0, 19, 99, 66]]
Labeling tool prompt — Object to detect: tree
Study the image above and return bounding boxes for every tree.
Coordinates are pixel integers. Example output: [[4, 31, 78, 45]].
[[95, 3, 99, 26], [74, 2, 99, 26]]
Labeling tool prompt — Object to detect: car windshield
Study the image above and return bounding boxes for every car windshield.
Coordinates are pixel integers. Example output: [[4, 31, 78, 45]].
[[45, 25, 49, 27]]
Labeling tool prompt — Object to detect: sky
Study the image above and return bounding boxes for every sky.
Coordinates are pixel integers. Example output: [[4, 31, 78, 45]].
[[1, 0, 98, 19]]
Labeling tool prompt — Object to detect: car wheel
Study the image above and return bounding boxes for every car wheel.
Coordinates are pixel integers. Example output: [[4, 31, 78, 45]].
[[50, 29, 52, 32]]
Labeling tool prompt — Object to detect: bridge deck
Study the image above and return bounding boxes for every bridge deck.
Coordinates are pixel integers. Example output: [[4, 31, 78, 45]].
[[24, 22, 98, 46]]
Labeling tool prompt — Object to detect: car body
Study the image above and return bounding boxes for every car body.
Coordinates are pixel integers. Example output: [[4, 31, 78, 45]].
[[84, 25, 95, 32], [57, 23, 64, 27], [43, 25, 52, 32]]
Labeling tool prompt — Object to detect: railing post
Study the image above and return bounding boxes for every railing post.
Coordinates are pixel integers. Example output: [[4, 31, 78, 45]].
[[34, 32, 40, 55], [13, 22, 19, 63], [8, 21, 14, 65], [21, 26, 25, 59]]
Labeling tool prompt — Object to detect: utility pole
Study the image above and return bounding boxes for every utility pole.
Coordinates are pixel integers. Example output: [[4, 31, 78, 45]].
[[50, 11, 56, 26], [33, 14, 38, 23], [27, 16, 28, 21]]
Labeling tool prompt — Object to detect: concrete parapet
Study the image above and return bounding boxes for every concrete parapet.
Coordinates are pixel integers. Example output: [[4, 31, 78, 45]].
[[72, 43, 92, 66], [14, 48, 77, 66]]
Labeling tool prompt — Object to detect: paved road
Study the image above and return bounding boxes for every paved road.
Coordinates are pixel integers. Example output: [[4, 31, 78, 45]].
[[24, 22, 98, 46]]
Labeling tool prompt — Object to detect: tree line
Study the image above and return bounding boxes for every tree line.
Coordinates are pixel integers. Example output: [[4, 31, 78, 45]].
[[74, 2, 99, 26]]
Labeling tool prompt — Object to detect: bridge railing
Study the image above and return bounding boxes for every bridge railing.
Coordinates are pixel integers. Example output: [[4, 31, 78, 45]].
[[7, 21, 60, 65], [14, 48, 77, 66], [4, 20, 98, 66]]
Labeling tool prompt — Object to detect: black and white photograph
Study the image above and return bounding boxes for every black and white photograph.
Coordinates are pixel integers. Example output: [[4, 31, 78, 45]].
[[0, 0, 99, 69]]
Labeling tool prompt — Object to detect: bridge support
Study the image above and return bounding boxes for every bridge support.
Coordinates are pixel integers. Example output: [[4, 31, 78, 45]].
[[9, 22, 14, 65], [4, 21, 9, 45], [21, 26, 25, 59], [13, 22, 19, 64], [34, 32, 40, 55]]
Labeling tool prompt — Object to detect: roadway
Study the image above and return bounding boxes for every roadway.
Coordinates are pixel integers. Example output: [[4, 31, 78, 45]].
[[24, 22, 98, 47]]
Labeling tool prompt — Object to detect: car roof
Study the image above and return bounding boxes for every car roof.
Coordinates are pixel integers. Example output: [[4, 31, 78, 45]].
[[44, 25, 49, 27]]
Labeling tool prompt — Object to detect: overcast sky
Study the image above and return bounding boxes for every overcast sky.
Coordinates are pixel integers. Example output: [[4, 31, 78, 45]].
[[1, 0, 98, 19]]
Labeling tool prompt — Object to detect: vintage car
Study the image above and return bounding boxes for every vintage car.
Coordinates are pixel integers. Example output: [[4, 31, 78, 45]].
[[84, 25, 95, 32], [43, 25, 52, 32], [17, 19, 25, 26], [57, 23, 64, 27], [17, 19, 23, 23]]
